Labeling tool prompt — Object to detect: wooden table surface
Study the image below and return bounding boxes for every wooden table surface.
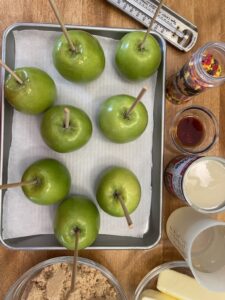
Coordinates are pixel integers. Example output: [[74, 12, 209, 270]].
[[0, 0, 225, 299]]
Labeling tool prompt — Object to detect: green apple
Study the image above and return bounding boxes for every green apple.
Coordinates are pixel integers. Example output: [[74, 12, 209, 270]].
[[4, 67, 56, 114], [22, 158, 71, 205], [98, 94, 148, 143], [96, 167, 141, 217], [54, 195, 100, 250], [115, 31, 161, 81], [41, 105, 92, 153], [53, 30, 105, 82]]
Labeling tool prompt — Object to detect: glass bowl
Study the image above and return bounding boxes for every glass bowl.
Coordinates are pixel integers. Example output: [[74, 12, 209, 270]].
[[170, 105, 219, 154], [134, 261, 192, 300], [4, 256, 127, 300]]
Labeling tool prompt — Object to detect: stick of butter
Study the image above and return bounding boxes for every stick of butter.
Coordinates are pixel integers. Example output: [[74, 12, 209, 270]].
[[157, 269, 225, 300], [140, 289, 177, 300]]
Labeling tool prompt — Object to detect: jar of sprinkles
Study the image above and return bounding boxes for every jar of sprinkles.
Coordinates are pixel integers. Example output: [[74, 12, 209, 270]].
[[166, 42, 225, 104]]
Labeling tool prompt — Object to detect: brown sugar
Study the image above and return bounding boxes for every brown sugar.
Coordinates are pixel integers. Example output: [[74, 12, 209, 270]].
[[21, 262, 119, 300]]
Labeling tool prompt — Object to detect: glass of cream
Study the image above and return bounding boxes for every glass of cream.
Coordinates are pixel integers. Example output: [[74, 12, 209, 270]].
[[164, 156, 225, 213]]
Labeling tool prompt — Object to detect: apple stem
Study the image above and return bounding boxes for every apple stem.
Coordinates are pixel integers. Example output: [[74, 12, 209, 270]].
[[0, 179, 38, 190], [139, 0, 164, 50], [116, 193, 133, 229], [0, 59, 23, 85], [64, 107, 70, 129], [125, 87, 147, 117], [48, 0, 77, 52], [70, 227, 80, 293]]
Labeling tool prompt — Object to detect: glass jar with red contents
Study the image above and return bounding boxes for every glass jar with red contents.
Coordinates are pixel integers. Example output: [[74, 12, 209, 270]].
[[166, 42, 225, 104], [170, 105, 219, 154]]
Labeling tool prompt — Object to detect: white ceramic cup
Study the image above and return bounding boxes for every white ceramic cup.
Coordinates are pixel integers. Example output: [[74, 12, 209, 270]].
[[167, 207, 225, 292]]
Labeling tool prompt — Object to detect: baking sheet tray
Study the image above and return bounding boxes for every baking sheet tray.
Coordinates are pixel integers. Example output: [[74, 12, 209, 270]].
[[0, 23, 165, 250]]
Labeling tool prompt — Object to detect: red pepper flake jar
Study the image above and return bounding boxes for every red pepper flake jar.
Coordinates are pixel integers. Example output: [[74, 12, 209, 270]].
[[166, 42, 225, 104]]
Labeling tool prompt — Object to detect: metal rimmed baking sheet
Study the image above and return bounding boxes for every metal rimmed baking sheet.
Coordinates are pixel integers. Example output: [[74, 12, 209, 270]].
[[0, 23, 165, 250]]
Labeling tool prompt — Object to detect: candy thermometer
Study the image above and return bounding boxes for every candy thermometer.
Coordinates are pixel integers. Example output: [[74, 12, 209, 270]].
[[106, 0, 198, 52]]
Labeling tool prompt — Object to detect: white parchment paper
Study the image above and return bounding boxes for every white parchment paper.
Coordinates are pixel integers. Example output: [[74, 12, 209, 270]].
[[2, 29, 157, 239]]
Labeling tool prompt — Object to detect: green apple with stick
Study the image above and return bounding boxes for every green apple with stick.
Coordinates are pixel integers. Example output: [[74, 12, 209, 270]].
[[54, 193, 100, 293], [54, 195, 100, 250], [48, 0, 105, 83], [96, 166, 141, 228], [98, 87, 148, 143], [53, 30, 105, 83], [115, 1, 163, 81], [0, 158, 71, 205], [1, 61, 57, 115], [41, 105, 92, 153]]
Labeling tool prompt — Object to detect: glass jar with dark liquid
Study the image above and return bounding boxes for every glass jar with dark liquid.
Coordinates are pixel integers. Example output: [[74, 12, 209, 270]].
[[170, 106, 219, 154], [176, 116, 205, 147]]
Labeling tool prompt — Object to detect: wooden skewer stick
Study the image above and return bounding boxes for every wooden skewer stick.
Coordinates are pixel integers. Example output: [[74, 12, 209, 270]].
[[0, 59, 23, 85], [48, 0, 76, 52], [0, 180, 38, 190], [126, 87, 147, 117], [139, 0, 164, 50], [64, 107, 70, 129], [70, 228, 80, 292], [117, 194, 133, 229]]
